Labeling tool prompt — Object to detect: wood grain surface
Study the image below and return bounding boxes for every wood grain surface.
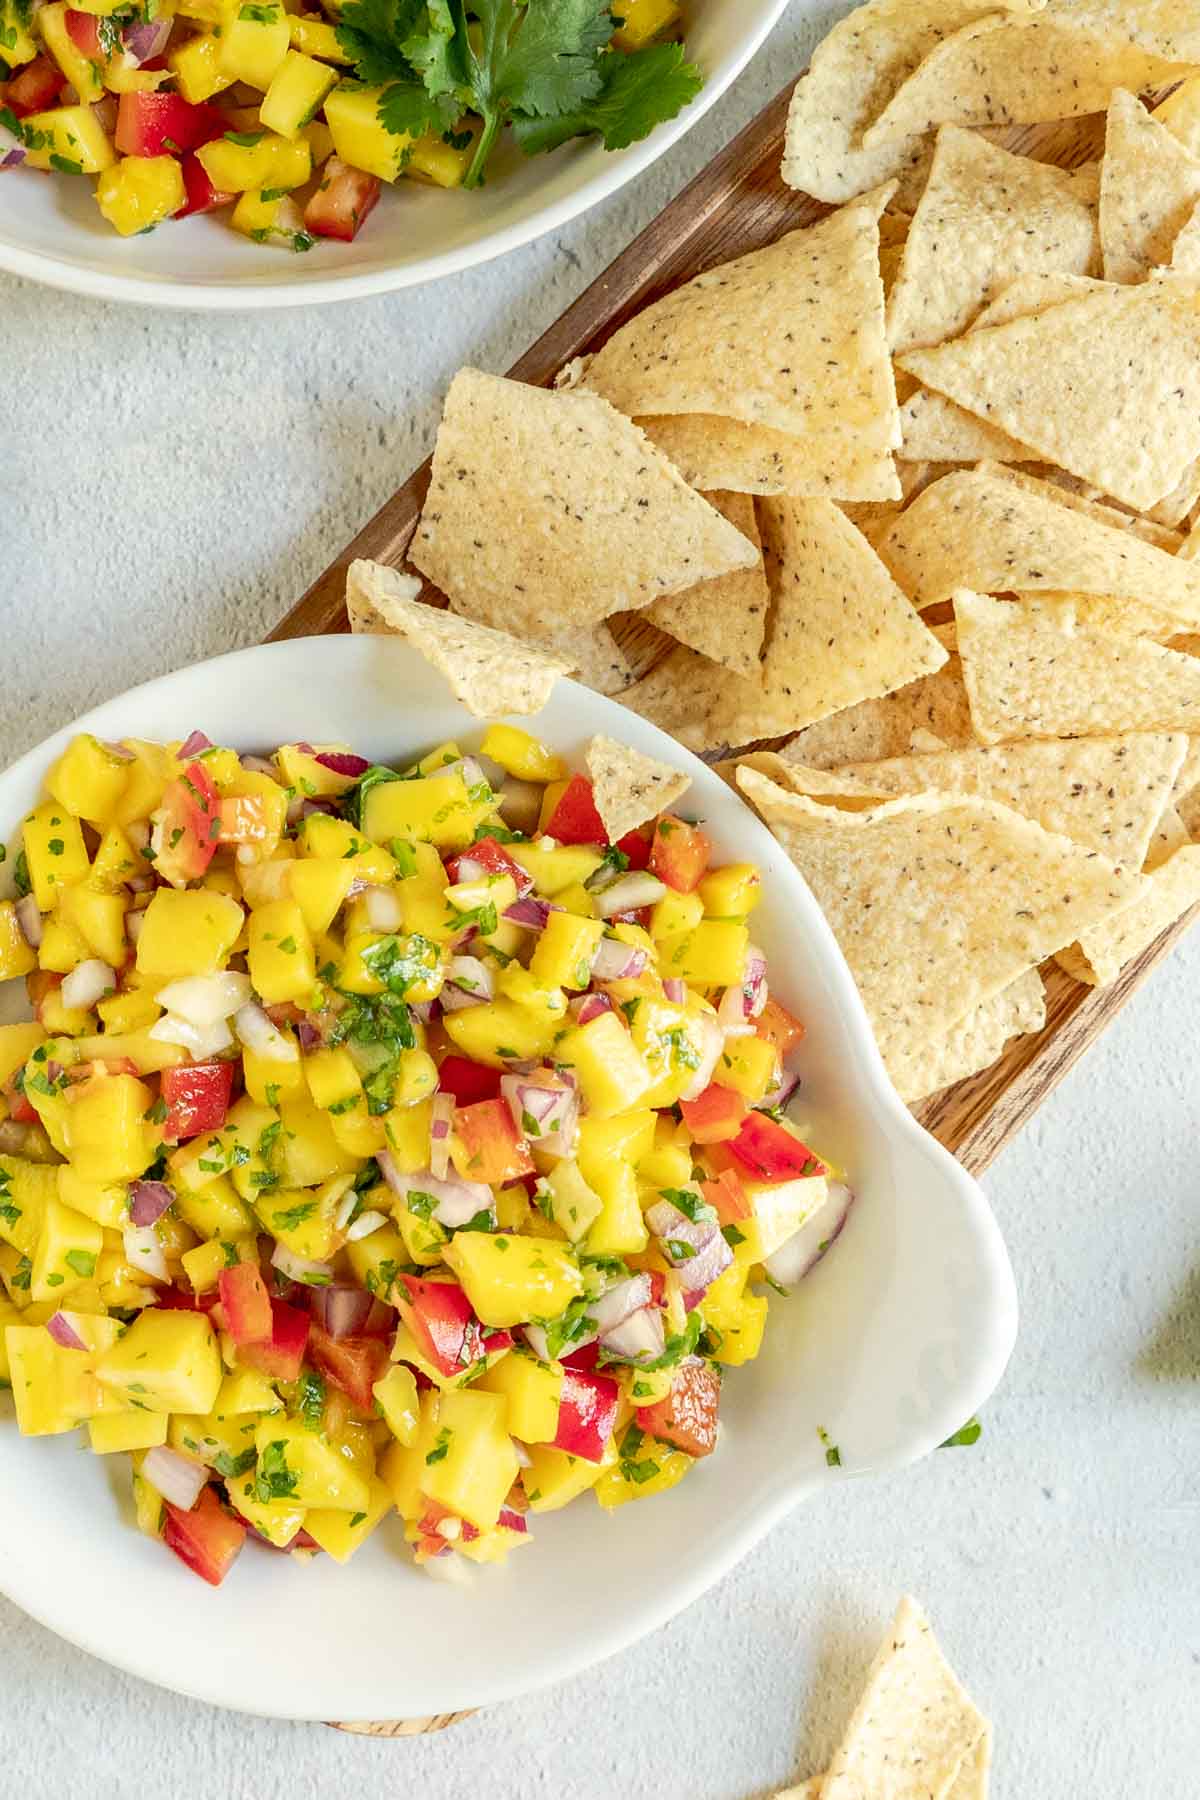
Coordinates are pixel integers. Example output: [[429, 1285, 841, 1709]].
[[273, 78, 1195, 1736]]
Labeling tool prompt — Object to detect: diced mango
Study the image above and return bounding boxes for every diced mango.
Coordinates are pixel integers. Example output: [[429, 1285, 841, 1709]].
[[88, 1411, 169, 1454], [21, 100, 115, 171], [64, 1072, 156, 1184], [197, 128, 311, 194], [218, 0, 290, 86], [524, 1436, 616, 1512], [5, 1324, 104, 1434], [478, 724, 564, 784], [136, 888, 244, 978], [95, 155, 186, 236], [611, 0, 682, 52], [0, 902, 36, 980], [372, 1362, 420, 1444], [324, 82, 411, 182], [21, 801, 89, 912], [260, 48, 338, 137], [252, 1417, 372, 1512], [595, 1437, 692, 1508], [717, 1034, 780, 1103], [29, 1197, 103, 1302], [442, 998, 559, 1069], [657, 921, 749, 987], [556, 1011, 652, 1118], [478, 1350, 563, 1443], [443, 1232, 582, 1330], [306, 1476, 393, 1561], [418, 1388, 519, 1531], [95, 1309, 222, 1413], [529, 911, 605, 990], [38, 4, 105, 102]]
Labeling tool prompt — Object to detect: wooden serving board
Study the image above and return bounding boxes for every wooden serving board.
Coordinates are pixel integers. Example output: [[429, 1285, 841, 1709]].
[[268, 78, 1199, 1736]]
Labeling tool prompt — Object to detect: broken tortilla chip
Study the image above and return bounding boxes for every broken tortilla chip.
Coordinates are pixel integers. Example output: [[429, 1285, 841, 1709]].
[[889, 969, 1046, 1101], [644, 491, 769, 678], [408, 370, 758, 642], [887, 126, 1099, 355], [898, 280, 1200, 512], [876, 470, 1200, 626], [1100, 88, 1200, 283], [584, 735, 690, 843], [581, 199, 900, 449], [954, 590, 1200, 741], [1057, 844, 1200, 985], [345, 560, 570, 717], [635, 414, 901, 501], [736, 766, 1140, 1069]]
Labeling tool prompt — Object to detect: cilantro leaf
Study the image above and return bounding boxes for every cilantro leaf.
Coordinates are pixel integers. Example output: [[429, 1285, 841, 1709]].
[[512, 41, 704, 156], [336, 0, 425, 84], [458, 0, 612, 187]]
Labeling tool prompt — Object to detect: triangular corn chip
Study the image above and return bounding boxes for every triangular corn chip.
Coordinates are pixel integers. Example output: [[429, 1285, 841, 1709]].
[[1153, 71, 1200, 156], [888, 127, 1099, 354], [877, 470, 1200, 625], [1100, 89, 1200, 282], [972, 268, 1110, 329], [1170, 198, 1200, 273], [779, 1706, 993, 1798], [551, 623, 636, 696], [889, 969, 1046, 1101], [644, 491, 769, 678], [898, 281, 1200, 512], [984, 461, 1185, 551], [954, 590, 1200, 741], [736, 767, 1139, 1069], [1058, 844, 1200, 985], [780, 626, 974, 767], [581, 200, 900, 450], [345, 560, 570, 717], [408, 370, 758, 640], [1146, 804, 1190, 869], [584, 735, 690, 843], [635, 414, 901, 501]]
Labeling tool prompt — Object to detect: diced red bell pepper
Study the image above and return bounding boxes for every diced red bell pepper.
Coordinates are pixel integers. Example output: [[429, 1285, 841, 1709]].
[[154, 760, 222, 884], [436, 1055, 502, 1107], [3, 1073, 37, 1124], [63, 9, 101, 55], [726, 1113, 827, 1183], [483, 1327, 513, 1354], [446, 836, 534, 895], [160, 1061, 233, 1143], [396, 1276, 485, 1378], [154, 1283, 222, 1314], [307, 1324, 389, 1412], [755, 996, 805, 1057], [559, 1339, 603, 1372], [701, 1167, 751, 1226], [237, 1296, 310, 1382], [115, 90, 225, 158], [452, 1098, 534, 1186], [616, 828, 651, 870], [303, 156, 381, 242], [679, 1081, 747, 1145], [553, 1365, 619, 1462], [3, 55, 66, 117], [543, 775, 608, 847], [162, 1486, 246, 1587], [217, 1262, 272, 1347], [647, 1270, 666, 1308], [176, 153, 234, 218], [649, 815, 711, 893], [637, 1360, 721, 1459]]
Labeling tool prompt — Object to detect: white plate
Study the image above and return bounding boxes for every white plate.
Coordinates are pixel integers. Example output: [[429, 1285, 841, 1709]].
[[0, 634, 1017, 1720], [0, 1, 790, 310]]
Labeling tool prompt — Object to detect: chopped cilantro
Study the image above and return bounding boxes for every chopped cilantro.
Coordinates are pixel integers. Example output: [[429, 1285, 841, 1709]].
[[255, 1439, 299, 1501], [425, 1427, 453, 1465], [940, 1417, 983, 1449]]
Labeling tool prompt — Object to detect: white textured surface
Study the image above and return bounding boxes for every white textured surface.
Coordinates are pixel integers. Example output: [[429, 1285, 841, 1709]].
[[2, 5, 1199, 1792]]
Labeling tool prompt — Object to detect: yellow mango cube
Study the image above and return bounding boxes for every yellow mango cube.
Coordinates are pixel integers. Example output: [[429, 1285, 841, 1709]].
[[442, 1232, 582, 1330], [218, 0, 290, 86], [324, 82, 411, 182], [260, 48, 338, 137], [46, 735, 129, 828], [649, 889, 704, 939], [372, 1363, 420, 1444], [418, 1388, 519, 1531], [717, 1034, 780, 1102], [529, 912, 605, 990], [595, 1439, 692, 1508], [64, 1072, 156, 1184], [95, 1309, 222, 1414], [247, 899, 315, 1003], [58, 881, 127, 966], [478, 1351, 563, 1443], [584, 1161, 647, 1256], [37, 4, 105, 101], [29, 1198, 103, 1303], [288, 13, 351, 60], [405, 129, 474, 188], [88, 1411, 169, 1454], [227, 1476, 307, 1546], [509, 841, 603, 896], [174, 1175, 257, 1240], [556, 1011, 652, 1118], [136, 888, 244, 978], [305, 1476, 393, 1561], [6, 1324, 104, 1435], [21, 801, 89, 912], [545, 1159, 602, 1244], [380, 1389, 440, 1519], [197, 128, 311, 193], [0, 902, 35, 980], [96, 155, 186, 236], [611, 0, 681, 51], [288, 857, 356, 935], [169, 31, 234, 104], [657, 921, 749, 987], [361, 767, 494, 850], [478, 724, 564, 784], [252, 1417, 372, 1512], [524, 1437, 616, 1512], [698, 862, 761, 919], [57, 1167, 128, 1232], [21, 100, 115, 170], [442, 997, 558, 1069]]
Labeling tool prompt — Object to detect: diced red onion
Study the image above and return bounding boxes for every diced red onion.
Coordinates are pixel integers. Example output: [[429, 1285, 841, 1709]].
[[240, 755, 278, 778], [590, 938, 648, 983], [15, 895, 41, 949], [149, 1014, 233, 1058], [159, 972, 251, 1027], [178, 730, 212, 759], [589, 1273, 652, 1335], [500, 1071, 578, 1156], [504, 896, 553, 931], [129, 1179, 175, 1228], [45, 1061, 62, 1084], [645, 1198, 715, 1254], [315, 751, 370, 778], [680, 1014, 725, 1102], [120, 14, 172, 63], [61, 958, 116, 1012], [361, 886, 402, 933], [460, 757, 486, 790], [762, 1182, 853, 1288], [757, 1070, 801, 1113], [569, 992, 612, 1025], [522, 1323, 554, 1361], [124, 1224, 169, 1282], [409, 1000, 435, 1025], [0, 128, 26, 171], [46, 1312, 88, 1351], [345, 1208, 387, 1242], [662, 978, 687, 1005], [595, 872, 666, 919], [333, 1189, 360, 1232], [599, 1306, 666, 1362], [378, 1158, 491, 1229], [497, 1506, 529, 1534], [234, 1000, 300, 1063], [717, 984, 755, 1036], [271, 1241, 334, 1286], [681, 1232, 733, 1307], [743, 946, 768, 1018], [310, 1282, 373, 1340], [297, 1017, 322, 1053], [142, 1446, 207, 1511], [439, 955, 494, 1011], [451, 856, 486, 884], [497, 777, 542, 836], [429, 1094, 454, 1178]]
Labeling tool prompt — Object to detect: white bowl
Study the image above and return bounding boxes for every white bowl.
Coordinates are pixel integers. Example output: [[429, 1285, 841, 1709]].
[[0, 635, 1017, 1720], [0, 1, 790, 310]]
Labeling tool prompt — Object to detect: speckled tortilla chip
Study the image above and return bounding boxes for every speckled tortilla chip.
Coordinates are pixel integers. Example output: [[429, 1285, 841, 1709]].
[[863, 13, 1193, 150], [345, 561, 570, 717], [644, 492, 769, 678], [1145, 803, 1190, 869], [898, 281, 1200, 512], [840, 459, 949, 549], [408, 370, 758, 640], [888, 127, 1099, 354], [972, 269, 1110, 328], [635, 415, 901, 501], [1153, 71, 1200, 156], [1057, 844, 1200, 984], [834, 733, 1186, 866], [780, 0, 1042, 204], [877, 470, 1200, 626], [889, 969, 1046, 1100], [1100, 89, 1200, 283], [550, 623, 636, 696], [781, 626, 974, 767], [584, 735, 690, 842], [986, 461, 1186, 552], [955, 591, 1200, 741], [1016, 590, 1182, 641], [899, 389, 1032, 462], [736, 767, 1139, 1067], [581, 199, 901, 449], [1170, 199, 1200, 273]]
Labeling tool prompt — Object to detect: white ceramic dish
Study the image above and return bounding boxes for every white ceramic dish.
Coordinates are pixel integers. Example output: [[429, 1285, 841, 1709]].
[[0, 1, 790, 310], [0, 634, 1017, 1720]]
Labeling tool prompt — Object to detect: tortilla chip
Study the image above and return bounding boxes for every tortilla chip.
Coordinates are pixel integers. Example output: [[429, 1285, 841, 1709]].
[[835, 733, 1186, 866], [408, 370, 758, 641], [636, 414, 902, 501], [888, 127, 1099, 355], [1015, 589, 1182, 642], [552, 623, 636, 696], [736, 767, 1139, 1068], [644, 492, 768, 678], [1178, 781, 1200, 837], [899, 389, 1030, 463], [1057, 844, 1200, 985], [1146, 804, 1190, 869], [584, 735, 690, 843], [898, 280, 1200, 512], [1100, 89, 1200, 283], [720, 751, 886, 808], [954, 590, 1200, 742], [344, 560, 570, 717], [986, 461, 1186, 552], [877, 470, 1200, 626], [840, 459, 949, 549], [972, 269, 1111, 329], [780, 1725, 991, 1800], [781, 629, 975, 766], [889, 968, 1046, 1100], [346, 562, 412, 633], [1153, 71, 1200, 156], [863, 14, 1193, 150], [581, 199, 900, 449]]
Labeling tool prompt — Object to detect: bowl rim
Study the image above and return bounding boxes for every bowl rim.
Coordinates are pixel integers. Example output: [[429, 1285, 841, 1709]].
[[0, 633, 1019, 1718], [0, 0, 790, 312]]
